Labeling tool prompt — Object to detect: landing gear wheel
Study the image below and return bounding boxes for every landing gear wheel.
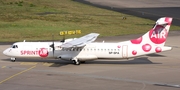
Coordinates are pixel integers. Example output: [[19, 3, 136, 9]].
[[72, 60, 80, 65], [10, 58, 16, 62]]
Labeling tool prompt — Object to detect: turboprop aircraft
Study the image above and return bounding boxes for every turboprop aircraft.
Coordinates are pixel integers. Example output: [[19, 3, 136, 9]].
[[3, 17, 173, 65]]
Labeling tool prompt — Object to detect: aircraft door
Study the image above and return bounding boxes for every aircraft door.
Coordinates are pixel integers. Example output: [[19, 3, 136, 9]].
[[122, 45, 128, 58]]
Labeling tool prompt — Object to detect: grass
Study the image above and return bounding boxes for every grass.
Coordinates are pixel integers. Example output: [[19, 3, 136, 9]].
[[0, 0, 179, 42]]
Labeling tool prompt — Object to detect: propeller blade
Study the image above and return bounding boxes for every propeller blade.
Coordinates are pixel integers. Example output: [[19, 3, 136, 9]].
[[60, 35, 65, 42], [50, 34, 55, 57]]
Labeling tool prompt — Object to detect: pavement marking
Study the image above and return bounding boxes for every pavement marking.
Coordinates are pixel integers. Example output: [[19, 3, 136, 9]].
[[43, 62, 54, 66], [20, 62, 37, 65], [1, 66, 6, 68], [151, 65, 180, 69], [131, 9, 180, 21], [0, 65, 36, 84]]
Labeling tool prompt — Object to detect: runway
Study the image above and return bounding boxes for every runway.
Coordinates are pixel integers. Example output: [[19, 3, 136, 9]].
[[0, 31, 180, 90], [75, 0, 180, 26]]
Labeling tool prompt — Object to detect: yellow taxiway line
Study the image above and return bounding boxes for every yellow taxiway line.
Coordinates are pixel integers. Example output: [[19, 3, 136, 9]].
[[0, 65, 36, 84], [1, 66, 6, 68]]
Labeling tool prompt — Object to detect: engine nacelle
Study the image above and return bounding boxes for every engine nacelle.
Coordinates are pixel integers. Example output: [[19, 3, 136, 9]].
[[58, 55, 72, 60]]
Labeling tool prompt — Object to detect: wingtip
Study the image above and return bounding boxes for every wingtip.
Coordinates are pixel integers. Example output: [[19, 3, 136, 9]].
[[90, 33, 100, 36]]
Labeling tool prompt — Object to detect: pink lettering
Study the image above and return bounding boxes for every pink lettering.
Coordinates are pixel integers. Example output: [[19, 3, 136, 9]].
[[20, 50, 39, 55], [20, 48, 48, 58], [149, 25, 167, 44], [39, 48, 48, 57]]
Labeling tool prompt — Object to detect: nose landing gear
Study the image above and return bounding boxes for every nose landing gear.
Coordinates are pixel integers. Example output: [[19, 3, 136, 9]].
[[10, 57, 16, 62]]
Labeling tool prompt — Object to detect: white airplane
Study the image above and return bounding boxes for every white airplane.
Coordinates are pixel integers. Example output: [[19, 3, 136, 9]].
[[3, 17, 173, 65]]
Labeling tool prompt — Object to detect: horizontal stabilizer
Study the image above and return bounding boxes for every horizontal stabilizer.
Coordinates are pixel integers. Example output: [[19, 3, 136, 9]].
[[161, 46, 172, 52]]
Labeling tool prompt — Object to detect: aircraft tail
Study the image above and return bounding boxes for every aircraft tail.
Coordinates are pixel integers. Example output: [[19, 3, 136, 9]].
[[130, 17, 173, 47]]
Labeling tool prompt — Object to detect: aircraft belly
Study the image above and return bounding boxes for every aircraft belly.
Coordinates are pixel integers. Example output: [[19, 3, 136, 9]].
[[77, 55, 97, 61], [95, 52, 121, 59]]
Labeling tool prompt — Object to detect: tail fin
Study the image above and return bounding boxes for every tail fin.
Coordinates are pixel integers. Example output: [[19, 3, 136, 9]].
[[131, 17, 173, 46]]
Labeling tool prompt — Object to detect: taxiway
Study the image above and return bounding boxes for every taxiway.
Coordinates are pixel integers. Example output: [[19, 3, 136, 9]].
[[1, 0, 180, 90], [0, 31, 180, 90]]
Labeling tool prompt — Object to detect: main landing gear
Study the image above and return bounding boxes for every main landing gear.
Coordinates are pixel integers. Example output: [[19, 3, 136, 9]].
[[72, 59, 86, 65], [72, 57, 81, 65], [72, 59, 80, 65], [10, 57, 16, 62]]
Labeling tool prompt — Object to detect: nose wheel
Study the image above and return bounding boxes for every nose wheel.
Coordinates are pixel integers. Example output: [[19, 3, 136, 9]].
[[10, 57, 16, 62]]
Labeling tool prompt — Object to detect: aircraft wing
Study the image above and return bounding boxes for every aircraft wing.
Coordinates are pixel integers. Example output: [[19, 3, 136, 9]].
[[61, 33, 99, 48]]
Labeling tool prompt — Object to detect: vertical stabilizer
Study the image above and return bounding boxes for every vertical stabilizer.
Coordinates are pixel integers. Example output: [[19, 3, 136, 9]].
[[131, 17, 173, 46]]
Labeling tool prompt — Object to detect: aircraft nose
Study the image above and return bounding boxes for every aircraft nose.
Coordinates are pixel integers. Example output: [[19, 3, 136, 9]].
[[3, 48, 10, 56], [3, 49, 7, 55]]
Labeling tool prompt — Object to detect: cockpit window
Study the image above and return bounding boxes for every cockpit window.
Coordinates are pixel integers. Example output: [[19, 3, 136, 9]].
[[12, 45, 18, 48]]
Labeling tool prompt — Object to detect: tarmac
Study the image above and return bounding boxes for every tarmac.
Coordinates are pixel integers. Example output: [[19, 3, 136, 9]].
[[75, 0, 180, 26], [0, 0, 180, 90], [0, 31, 180, 90]]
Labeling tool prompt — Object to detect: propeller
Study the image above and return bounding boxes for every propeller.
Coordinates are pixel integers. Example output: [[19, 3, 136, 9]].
[[60, 34, 65, 43], [50, 35, 55, 57]]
